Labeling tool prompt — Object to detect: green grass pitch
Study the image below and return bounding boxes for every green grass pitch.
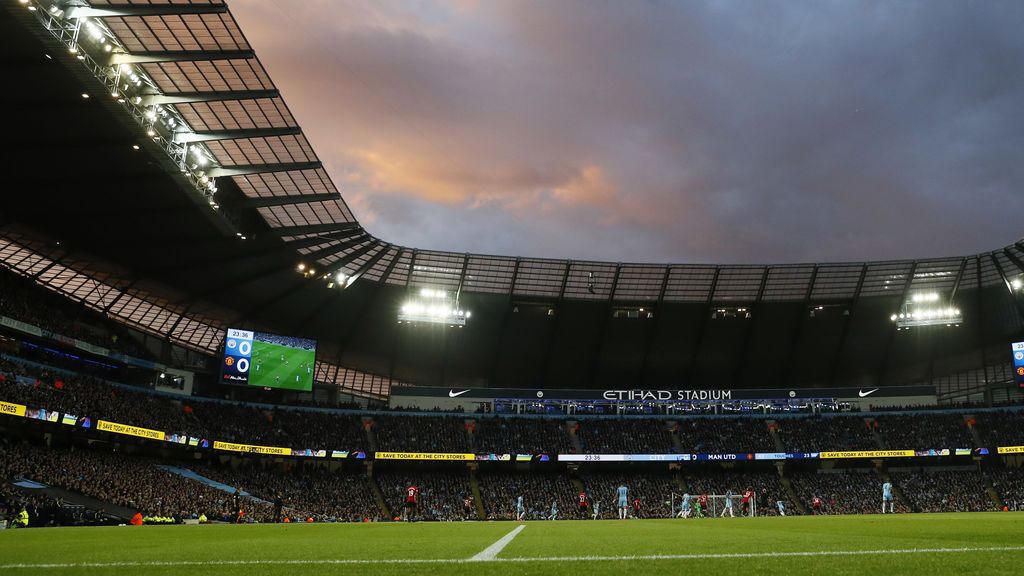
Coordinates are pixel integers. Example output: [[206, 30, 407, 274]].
[[2, 514, 1023, 575], [249, 340, 315, 392]]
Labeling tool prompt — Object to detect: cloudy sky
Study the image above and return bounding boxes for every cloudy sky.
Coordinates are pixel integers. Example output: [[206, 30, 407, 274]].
[[231, 0, 1024, 264]]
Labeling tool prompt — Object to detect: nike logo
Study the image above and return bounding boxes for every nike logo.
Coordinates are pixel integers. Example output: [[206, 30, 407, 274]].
[[858, 388, 880, 398], [448, 389, 470, 398]]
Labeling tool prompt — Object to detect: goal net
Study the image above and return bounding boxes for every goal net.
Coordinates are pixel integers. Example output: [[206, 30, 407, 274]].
[[669, 492, 756, 518]]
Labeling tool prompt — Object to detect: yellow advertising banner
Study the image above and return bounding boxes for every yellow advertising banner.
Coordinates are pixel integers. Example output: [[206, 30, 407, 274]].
[[996, 446, 1024, 455], [96, 420, 166, 441], [819, 450, 915, 459], [0, 401, 27, 418], [213, 441, 291, 456], [375, 452, 475, 461]]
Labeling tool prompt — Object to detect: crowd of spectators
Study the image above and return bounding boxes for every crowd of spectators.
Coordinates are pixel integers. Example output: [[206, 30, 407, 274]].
[[0, 440, 276, 523], [576, 419, 677, 454], [676, 418, 776, 453], [686, 471, 794, 517], [889, 470, 993, 513], [0, 357, 368, 452], [472, 417, 574, 455], [987, 468, 1024, 511], [787, 470, 892, 515], [375, 472, 473, 521], [478, 472, 577, 520], [185, 402, 368, 452], [372, 415, 470, 453], [3, 435, 1017, 529], [190, 463, 379, 522], [974, 411, 1024, 448], [0, 357, 200, 434], [0, 268, 153, 360], [875, 414, 975, 450], [5, 354, 1024, 461], [777, 416, 879, 452]]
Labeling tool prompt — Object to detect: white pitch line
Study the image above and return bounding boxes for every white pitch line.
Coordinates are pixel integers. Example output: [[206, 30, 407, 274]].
[[468, 523, 527, 561], [0, 545, 1023, 569]]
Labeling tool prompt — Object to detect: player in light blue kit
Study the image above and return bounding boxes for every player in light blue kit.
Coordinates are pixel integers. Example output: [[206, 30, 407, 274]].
[[676, 493, 691, 518], [720, 489, 735, 517], [882, 481, 894, 514], [549, 501, 558, 520], [617, 485, 629, 519], [776, 500, 786, 516], [516, 495, 526, 521], [592, 500, 601, 520]]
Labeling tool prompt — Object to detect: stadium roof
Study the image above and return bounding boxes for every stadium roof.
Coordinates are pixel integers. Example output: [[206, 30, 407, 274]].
[[3, 0, 1024, 399], [10, 0, 1024, 301]]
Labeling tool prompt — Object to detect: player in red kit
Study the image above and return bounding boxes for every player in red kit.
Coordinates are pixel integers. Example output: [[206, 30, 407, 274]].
[[403, 485, 419, 522], [578, 491, 590, 519], [631, 497, 642, 519], [811, 495, 823, 515], [741, 486, 755, 516], [698, 493, 709, 518]]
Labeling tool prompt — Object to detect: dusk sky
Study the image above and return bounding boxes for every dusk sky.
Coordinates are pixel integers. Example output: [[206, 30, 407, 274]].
[[231, 1, 1024, 264]]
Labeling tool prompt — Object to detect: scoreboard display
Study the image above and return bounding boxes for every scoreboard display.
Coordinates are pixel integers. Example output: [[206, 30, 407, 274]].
[[1014, 342, 1024, 389], [221, 328, 317, 392]]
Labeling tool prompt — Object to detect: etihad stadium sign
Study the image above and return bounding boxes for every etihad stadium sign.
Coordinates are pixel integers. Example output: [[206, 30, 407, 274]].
[[391, 385, 935, 402], [601, 389, 731, 401]]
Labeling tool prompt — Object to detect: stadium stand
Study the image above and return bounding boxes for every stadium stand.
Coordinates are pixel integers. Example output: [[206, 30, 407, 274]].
[[874, 414, 976, 450], [988, 468, 1024, 511], [0, 440, 278, 523], [0, 357, 368, 452], [974, 410, 1024, 447], [676, 417, 777, 453], [576, 419, 677, 454], [472, 416, 574, 455], [7, 350, 1024, 528], [889, 470, 994, 513], [7, 353, 1024, 457], [188, 463, 379, 523], [372, 415, 471, 453], [776, 416, 880, 452]]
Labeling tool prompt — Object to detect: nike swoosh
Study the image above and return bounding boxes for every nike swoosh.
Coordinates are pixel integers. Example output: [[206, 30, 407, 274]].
[[448, 389, 470, 398], [858, 388, 880, 398]]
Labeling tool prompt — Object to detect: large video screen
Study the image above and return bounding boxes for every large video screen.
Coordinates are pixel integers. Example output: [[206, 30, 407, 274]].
[[1013, 341, 1024, 389], [221, 329, 317, 392]]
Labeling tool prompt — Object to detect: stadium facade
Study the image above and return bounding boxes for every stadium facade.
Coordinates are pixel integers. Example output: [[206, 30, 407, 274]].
[[2, 0, 1024, 406]]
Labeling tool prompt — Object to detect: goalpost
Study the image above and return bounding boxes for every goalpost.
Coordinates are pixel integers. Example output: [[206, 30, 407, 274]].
[[669, 492, 756, 518]]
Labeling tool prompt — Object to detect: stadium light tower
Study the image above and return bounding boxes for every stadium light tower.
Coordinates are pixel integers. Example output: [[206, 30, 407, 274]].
[[891, 292, 961, 329], [398, 288, 470, 327]]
